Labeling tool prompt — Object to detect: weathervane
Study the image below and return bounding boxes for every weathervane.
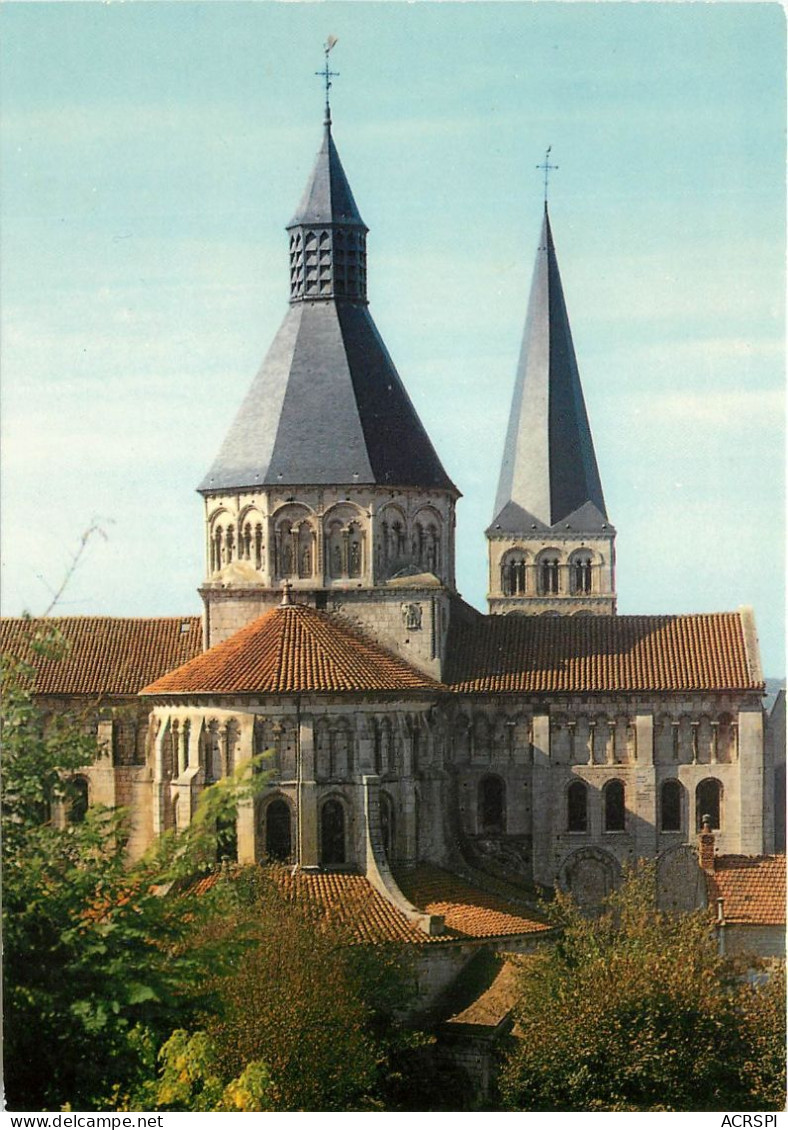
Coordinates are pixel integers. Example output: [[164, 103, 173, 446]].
[[315, 36, 339, 125], [536, 146, 558, 204]]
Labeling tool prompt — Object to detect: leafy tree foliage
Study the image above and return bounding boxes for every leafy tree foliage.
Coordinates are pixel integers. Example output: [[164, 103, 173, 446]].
[[1, 633, 260, 1110], [2, 631, 421, 1113], [499, 863, 786, 1112], [128, 867, 420, 1112]]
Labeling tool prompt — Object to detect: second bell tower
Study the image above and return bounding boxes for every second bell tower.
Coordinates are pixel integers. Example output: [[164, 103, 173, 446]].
[[487, 205, 616, 616]]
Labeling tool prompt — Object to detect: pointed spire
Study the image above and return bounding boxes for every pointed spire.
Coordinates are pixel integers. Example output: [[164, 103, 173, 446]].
[[199, 88, 456, 497], [491, 206, 608, 532], [287, 125, 366, 232]]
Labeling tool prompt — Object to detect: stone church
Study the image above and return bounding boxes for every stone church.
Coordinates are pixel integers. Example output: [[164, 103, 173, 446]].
[[4, 99, 783, 926]]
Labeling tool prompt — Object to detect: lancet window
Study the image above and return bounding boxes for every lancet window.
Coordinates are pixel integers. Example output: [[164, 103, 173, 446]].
[[265, 798, 292, 862], [571, 552, 593, 594], [567, 780, 588, 832], [69, 776, 89, 825], [604, 780, 626, 832], [696, 778, 722, 831], [276, 517, 315, 579], [660, 779, 683, 832], [502, 551, 527, 596], [539, 555, 560, 594], [320, 799, 346, 865], [478, 775, 506, 834]]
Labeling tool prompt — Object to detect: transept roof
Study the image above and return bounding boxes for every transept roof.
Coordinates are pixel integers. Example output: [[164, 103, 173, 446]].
[[3, 607, 762, 699], [491, 206, 609, 533], [140, 602, 442, 696], [445, 608, 762, 694], [0, 616, 202, 697]]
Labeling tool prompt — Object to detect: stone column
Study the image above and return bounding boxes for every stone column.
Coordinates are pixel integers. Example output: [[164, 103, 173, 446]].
[[738, 706, 764, 854], [634, 717, 657, 859], [636, 714, 654, 765], [298, 715, 318, 867], [531, 713, 552, 886]]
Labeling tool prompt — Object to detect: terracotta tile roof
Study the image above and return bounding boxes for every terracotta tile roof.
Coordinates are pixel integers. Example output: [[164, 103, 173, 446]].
[[394, 865, 550, 938], [141, 603, 441, 696], [189, 865, 445, 945], [445, 957, 521, 1028], [189, 864, 547, 944], [706, 855, 786, 926], [1, 616, 203, 697], [445, 611, 760, 694]]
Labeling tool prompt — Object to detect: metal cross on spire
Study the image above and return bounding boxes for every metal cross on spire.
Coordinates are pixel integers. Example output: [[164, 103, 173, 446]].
[[315, 36, 339, 125], [536, 146, 559, 204]]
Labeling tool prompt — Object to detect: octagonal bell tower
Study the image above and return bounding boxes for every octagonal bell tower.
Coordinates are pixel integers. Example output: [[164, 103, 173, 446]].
[[197, 92, 459, 678]]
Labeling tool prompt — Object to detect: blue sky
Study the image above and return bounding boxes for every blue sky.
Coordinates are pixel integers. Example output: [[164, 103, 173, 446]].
[[1, 2, 785, 674]]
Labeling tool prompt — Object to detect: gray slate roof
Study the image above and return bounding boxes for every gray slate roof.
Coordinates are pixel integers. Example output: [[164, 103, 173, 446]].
[[199, 301, 456, 492], [200, 121, 455, 495], [287, 121, 366, 230], [492, 207, 609, 532]]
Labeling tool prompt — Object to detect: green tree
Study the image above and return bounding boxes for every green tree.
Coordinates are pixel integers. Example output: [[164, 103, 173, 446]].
[[128, 867, 420, 1112], [1, 633, 262, 1111], [499, 863, 786, 1112]]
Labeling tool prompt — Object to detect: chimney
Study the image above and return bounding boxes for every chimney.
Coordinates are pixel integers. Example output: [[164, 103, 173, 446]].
[[699, 815, 716, 871]]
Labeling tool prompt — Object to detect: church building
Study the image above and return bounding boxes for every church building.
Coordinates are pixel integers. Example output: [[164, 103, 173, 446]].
[[3, 92, 782, 924]]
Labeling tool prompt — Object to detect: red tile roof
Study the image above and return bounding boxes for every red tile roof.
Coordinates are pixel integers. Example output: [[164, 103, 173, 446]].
[[706, 855, 786, 926], [446, 611, 760, 694], [189, 864, 547, 944], [0, 616, 203, 697], [394, 865, 549, 938], [189, 865, 445, 945], [141, 603, 441, 696], [445, 958, 521, 1028]]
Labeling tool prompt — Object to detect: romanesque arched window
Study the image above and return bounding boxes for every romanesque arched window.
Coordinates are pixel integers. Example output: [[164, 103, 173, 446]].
[[216, 810, 237, 863], [604, 779, 626, 832], [478, 774, 506, 834], [320, 799, 346, 865], [539, 554, 560, 594], [660, 779, 683, 832], [212, 526, 224, 573], [567, 780, 588, 832], [265, 798, 292, 862], [571, 551, 593, 594], [696, 778, 722, 831], [69, 776, 89, 824], [502, 550, 527, 596]]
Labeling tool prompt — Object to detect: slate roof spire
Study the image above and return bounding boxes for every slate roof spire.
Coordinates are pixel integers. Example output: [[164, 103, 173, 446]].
[[199, 101, 456, 495], [491, 204, 608, 533]]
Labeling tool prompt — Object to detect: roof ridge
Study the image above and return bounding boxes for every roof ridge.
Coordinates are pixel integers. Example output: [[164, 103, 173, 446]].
[[0, 614, 201, 625]]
